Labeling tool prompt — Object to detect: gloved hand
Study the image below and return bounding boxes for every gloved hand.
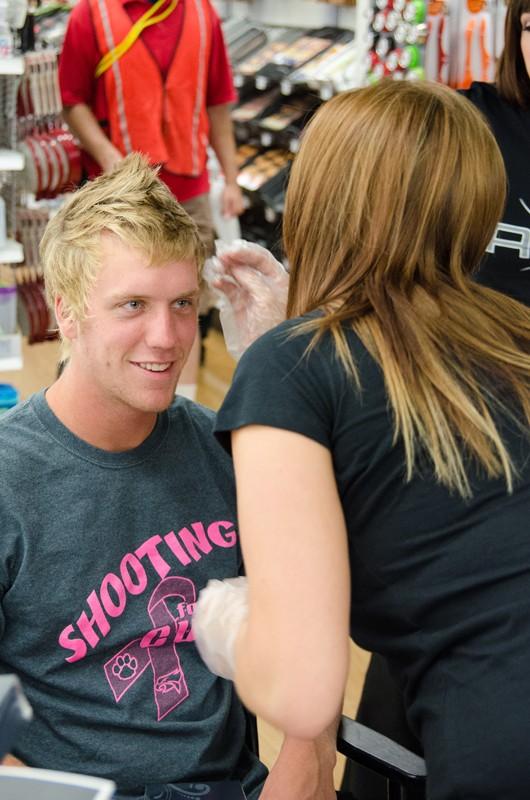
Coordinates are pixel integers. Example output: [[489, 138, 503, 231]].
[[192, 576, 248, 681], [203, 240, 289, 360]]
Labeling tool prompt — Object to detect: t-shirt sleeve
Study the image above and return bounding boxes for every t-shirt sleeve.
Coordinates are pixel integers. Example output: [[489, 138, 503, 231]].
[[0, 558, 7, 640], [215, 322, 338, 453], [0, 504, 22, 642], [206, 5, 237, 107], [59, 0, 100, 108]]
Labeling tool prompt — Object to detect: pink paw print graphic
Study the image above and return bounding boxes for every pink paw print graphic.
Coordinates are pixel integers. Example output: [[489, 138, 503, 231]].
[[112, 653, 138, 681]]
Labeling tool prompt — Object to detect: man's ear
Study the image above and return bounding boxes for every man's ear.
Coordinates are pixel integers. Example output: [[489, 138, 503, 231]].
[[55, 296, 78, 342]]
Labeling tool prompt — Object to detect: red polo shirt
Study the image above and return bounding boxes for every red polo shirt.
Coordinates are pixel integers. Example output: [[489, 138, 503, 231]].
[[59, 0, 237, 201]]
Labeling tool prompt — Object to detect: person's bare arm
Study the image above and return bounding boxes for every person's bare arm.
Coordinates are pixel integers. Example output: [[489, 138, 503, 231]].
[[2, 754, 25, 766], [260, 721, 338, 800], [232, 425, 351, 740], [62, 103, 123, 173], [207, 103, 244, 218]]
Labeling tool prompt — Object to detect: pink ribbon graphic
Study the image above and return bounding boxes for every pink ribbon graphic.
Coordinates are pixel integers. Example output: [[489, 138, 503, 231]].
[[104, 576, 196, 720]]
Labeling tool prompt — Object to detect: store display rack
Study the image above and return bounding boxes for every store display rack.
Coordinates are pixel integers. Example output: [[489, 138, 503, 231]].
[[0, 55, 25, 266], [0, 54, 25, 370], [224, 18, 359, 250], [222, 0, 506, 253]]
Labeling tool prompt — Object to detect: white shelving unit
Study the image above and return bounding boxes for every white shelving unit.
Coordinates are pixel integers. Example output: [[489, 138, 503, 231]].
[[0, 56, 24, 76], [0, 239, 23, 264], [0, 149, 24, 171], [0, 54, 25, 370], [0, 333, 22, 371]]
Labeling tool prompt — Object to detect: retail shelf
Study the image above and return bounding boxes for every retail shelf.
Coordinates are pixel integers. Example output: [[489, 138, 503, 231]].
[[0, 240, 24, 264], [0, 56, 25, 76], [0, 149, 24, 171], [0, 334, 22, 371]]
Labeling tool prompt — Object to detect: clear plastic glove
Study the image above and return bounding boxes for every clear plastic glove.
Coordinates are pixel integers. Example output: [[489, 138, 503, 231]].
[[193, 576, 248, 681], [203, 240, 289, 360]]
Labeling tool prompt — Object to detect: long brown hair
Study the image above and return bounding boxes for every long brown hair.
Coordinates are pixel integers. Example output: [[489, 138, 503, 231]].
[[497, 0, 530, 107], [284, 80, 530, 497]]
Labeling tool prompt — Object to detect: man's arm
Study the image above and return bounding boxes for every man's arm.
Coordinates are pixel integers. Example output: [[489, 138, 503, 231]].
[[260, 722, 338, 800], [62, 104, 123, 173], [207, 103, 244, 218], [58, 2, 120, 174]]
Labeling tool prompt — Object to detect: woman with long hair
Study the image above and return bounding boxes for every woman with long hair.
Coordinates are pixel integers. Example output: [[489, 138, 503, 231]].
[[195, 79, 530, 799], [461, 0, 530, 302], [345, 5, 530, 794]]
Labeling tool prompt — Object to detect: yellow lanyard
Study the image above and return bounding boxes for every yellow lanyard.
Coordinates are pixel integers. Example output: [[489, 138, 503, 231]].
[[95, 0, 180, 79]]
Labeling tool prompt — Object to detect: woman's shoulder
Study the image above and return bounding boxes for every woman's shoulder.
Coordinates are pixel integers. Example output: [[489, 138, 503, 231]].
[[459, 81, 501, 109], [458, 81, 523, 124], [242, 313, 367, 362], [236, 314, 380, 397]]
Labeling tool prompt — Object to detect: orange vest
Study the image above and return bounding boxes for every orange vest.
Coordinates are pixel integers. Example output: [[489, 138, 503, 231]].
[[88, 0, 212, 176]]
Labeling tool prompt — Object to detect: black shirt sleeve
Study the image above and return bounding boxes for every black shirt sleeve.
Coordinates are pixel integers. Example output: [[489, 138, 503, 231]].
[[214, 319, 345, 454]]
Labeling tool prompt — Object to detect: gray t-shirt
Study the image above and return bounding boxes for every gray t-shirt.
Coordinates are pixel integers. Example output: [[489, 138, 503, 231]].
[[0, 392, 266, 798]]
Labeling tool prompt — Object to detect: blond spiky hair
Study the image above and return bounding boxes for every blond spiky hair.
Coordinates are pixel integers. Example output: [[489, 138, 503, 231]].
[[41, 153, 204, 356]]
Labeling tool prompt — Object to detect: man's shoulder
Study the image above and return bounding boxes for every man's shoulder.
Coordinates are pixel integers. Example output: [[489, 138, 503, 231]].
[[168, 395, 215, 428], [0, 394, 43, 473], [167, 396, 234, 477], [167, 396, 222, 447], [0, 394, 37, 435]]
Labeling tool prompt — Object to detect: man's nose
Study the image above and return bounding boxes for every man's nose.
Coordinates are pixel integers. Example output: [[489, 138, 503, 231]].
[[145, 307, 178, 350]]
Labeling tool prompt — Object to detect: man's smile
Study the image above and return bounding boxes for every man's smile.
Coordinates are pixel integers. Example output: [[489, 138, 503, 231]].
[[131, 361, 174, 373]]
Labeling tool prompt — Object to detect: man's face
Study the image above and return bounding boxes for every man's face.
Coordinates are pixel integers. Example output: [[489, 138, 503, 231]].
[[521, 12, 530, 79], [69, 233, 199, 416]]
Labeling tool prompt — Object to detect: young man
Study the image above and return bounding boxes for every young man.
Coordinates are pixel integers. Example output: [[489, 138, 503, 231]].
[[0, 156, 337, 800], [59, 0, 245, 399]]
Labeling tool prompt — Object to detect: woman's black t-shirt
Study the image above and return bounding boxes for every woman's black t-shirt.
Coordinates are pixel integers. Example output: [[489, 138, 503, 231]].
[[216, 317, 530, 800], [460, 82, 530, 304]]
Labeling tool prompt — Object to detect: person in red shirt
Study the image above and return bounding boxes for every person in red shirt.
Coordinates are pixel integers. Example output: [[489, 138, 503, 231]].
[[59, 0, 244, 397]]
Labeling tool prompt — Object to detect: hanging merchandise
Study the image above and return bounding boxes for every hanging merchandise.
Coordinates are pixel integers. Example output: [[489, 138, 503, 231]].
[[424, 1, 450, 83], [17, 50, 81, 198], [365, 0, 429, 82], [15, 264, 57, 343], [6, 29, 77, 348], [453, 0, 496, 89], [0, 51, 24, 250], [14, 205, 62, 343]]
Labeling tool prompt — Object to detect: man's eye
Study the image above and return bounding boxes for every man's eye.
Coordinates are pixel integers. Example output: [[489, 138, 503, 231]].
[[174, 299, 193, 309], [124, 300, 143, 310]]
